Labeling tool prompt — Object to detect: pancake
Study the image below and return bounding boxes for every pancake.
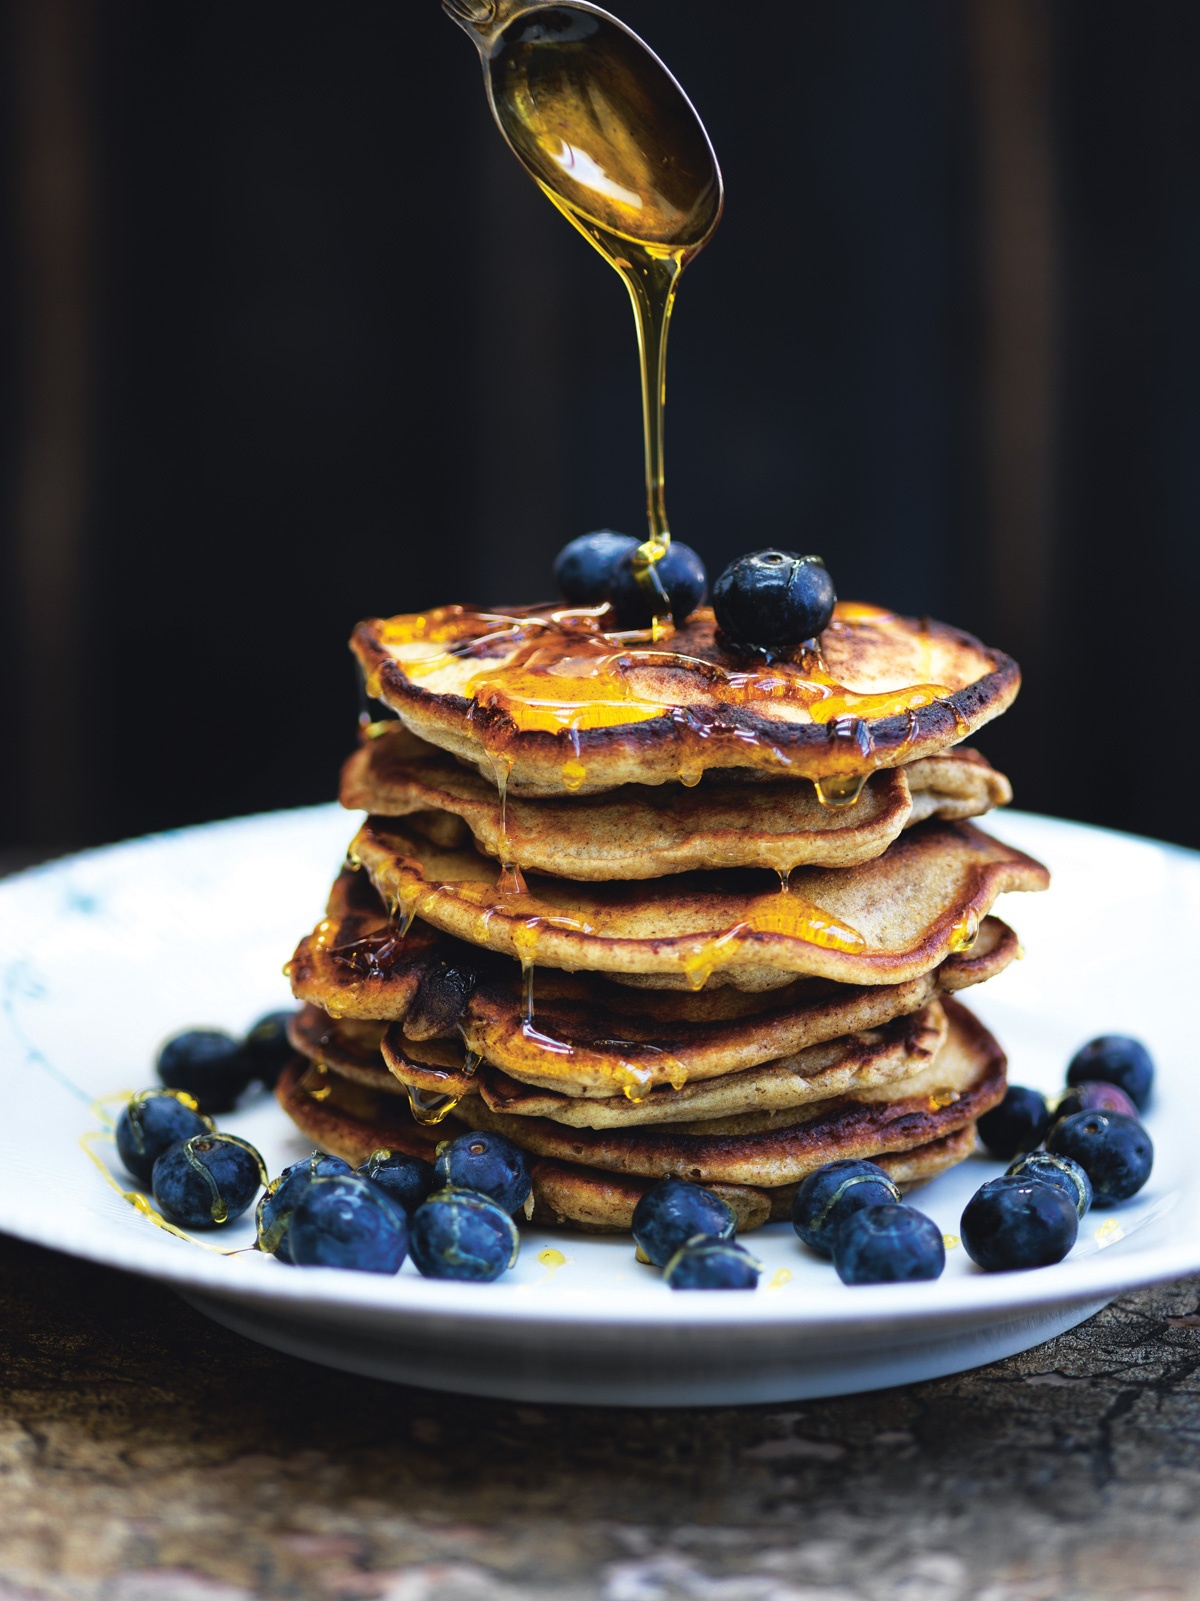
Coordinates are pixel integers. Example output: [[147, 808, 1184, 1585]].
[[274, 1055, 980, 1233], [471, 1002, 949, 1128], [447, 997, 1003, 1187], [340, 724, 1012, 878], [444, 912, 1015, 1096], [289, 869, 1019, 1093], [288, 1006, 474, 1098], [284, 865, 455, 1022], [374, 1001, 952, 1130], [295, 999, 948, 1128], [351, 602, 1019, 795], [350, 815, 1048, 990]]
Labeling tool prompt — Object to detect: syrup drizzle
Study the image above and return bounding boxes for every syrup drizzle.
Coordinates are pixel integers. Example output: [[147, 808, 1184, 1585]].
[[370, 604, 958, 798], [79, 1129, 242, 1256], [448, 0, 723, 608]]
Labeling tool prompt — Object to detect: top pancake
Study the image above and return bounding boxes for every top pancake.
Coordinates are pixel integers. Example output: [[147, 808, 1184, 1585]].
[[341, 724, 1012, 877], [351, 602, 1019, 795]]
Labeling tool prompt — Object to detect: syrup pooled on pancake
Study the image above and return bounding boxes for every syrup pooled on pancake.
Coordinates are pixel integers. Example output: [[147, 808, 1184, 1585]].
[[346, 815, 1047, 990], [351, 602, 1020, 794]]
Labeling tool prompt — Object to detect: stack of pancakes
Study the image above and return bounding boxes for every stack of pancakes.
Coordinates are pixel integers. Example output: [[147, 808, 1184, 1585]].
[[279, 602, 1049, 1233]]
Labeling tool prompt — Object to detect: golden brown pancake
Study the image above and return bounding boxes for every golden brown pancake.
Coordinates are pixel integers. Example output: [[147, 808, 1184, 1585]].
[[444, 912, 1015, 1096], [288, 1006, 473, 1098], [350, 816, 1047, 990], [274, 1055, 980, 1233], [471, 1003, 949, 1128], [288, 870, 1020, 1093], [447, 998, 1002, 1187], [341, 725, 1012, 878], [297, 1000, 950, 1129], [351, 603, 1019, 795]]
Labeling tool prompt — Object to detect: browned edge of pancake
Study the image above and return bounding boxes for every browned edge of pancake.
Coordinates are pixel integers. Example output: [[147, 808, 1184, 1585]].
[[274, 1057, 980, 1234], [340, 728, 1013, 879], [447, 998, 1005, 1187], [352, 610, 1020, 793], [352, 817, 1048, 988]]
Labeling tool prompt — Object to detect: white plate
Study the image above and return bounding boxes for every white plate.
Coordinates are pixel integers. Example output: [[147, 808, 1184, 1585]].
[[0, 806, 1195, 1406]]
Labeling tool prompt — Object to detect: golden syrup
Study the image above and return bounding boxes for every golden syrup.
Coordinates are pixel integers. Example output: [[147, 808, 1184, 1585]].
[[447, 0, 722, 602], [561, 729, 587, 791], [496, 862, 529, 898], [927, 1089, 961, 1110], [300, 1060, 333, 1102], [79, 1131, 235, 1256], [404, 1085, 462, 1126], [813, 773, 868, 810], [948, 907, 980, 954], [744, 891, 865, 950], [537, 1246, 569, 1278], [367, 602, 958, 786], [677, 894, 865, 990], [470, 655, 672, 735], [765, 1268, 793, 1292], [942, 1233, 961, 1250]]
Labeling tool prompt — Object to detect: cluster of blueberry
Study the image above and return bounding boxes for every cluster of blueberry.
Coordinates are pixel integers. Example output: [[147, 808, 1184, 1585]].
[[113, 1015, 295, 1226], [554, 531, 836, 650], [255, 1132, 530, 1280], [965, 1033, 1155, 1271], [114, 1021, 539, 1277], [631, 1179, 760, 1288], [625, 1033, 1157, 1289], [112, 1022, 1156, 1288]]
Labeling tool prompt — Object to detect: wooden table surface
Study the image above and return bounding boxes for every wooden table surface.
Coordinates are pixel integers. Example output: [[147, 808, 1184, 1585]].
[[1, 1231, 1198, 1601]]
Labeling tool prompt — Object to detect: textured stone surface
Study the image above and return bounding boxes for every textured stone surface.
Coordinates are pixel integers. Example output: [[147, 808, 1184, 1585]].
[[1, 1236, 1199, 1599]]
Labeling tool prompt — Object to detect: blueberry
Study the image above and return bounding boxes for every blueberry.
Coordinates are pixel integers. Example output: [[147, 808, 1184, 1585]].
[[664, 1238, 761, 1290], [1047, 1111, 1154, 1205], [115, 1090, 214, 1185], [357, 1148, 437, 1214], [288, 1173, 408, 1273], [257, 1151, 353, 1260], [244, 1010, 296, 1088], [1054, 1080, 1139, 1124], [151, 1133, 266, 1229], [554, 530, 639, 606], [961, 1175, 1079, 1271], [409, 1189, 520, 1282], [712, 550, 835, 651], [434, 1131, 531, 1215], [791, 1159, 902, 1258], [1006, 1151, 1093, 1219], [631, 1179, 736, 1268], [1067, 1036, 1154, 1111], [608, 541, 707, 629], [832, 1204, 946, 1284], [976, 1085, 1051, 1160], [156, 1028, 254, 1113]]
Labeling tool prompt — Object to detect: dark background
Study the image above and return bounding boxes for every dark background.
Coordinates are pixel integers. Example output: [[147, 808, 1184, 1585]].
[[3, 0, 1199, 858]]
